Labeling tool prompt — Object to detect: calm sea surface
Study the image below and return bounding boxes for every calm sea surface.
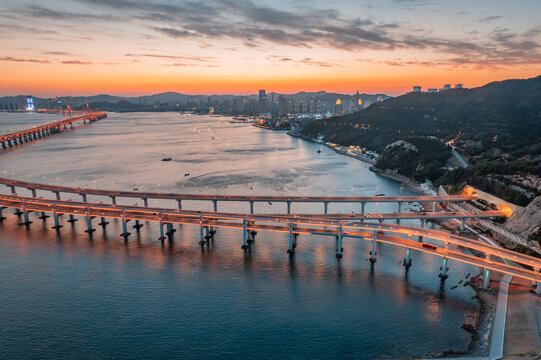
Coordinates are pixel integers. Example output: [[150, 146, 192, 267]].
[[0, 112, 479, 359]]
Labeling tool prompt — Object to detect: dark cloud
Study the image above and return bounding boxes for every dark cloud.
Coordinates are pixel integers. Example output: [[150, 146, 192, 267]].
[[5, 0, 541, 68]]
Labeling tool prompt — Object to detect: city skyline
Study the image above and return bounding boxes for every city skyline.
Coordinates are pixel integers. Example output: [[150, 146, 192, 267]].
[[1, 0, 540, 96]]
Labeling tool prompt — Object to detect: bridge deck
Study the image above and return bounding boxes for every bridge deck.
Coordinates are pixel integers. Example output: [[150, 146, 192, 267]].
[[1, 193, 539, 282]]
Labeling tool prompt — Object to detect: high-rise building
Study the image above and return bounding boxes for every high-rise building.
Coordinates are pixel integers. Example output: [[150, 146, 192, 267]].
[[413, 86, 422, 92], [352, 91, 363, 112], [278, 95, 287, 116], [333, 99, 343, 116], [258, 90, 267, 114], [455, 84, 463, 89]]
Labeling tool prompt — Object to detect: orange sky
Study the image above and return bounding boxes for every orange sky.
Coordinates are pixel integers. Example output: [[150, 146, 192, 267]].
[[1, 0, 540, 96]]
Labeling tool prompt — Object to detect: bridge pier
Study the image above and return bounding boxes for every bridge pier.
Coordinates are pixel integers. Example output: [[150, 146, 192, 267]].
[[483, 268, 490, 289], [0, 206, 5, 220], [287, 201, 291, 214], [54, 191, 61, 200], [249, 200, 254, 214], [324, 201, 328, 214], [287, 222, 295, 254], [158, 215, 165, 242], [143, 197, 148, 207], [120, 209, 130, 238], [99, 217, 109, 226], [403, 248, 412, 267], [166, 223, 175, 239], [110, 196, 116, 205], [460, 218, 466, 231], [361, 202, 365, 213], [133, 219, 143, 230], [80, 193, 87, 202], [67, 214, 78, 223], [241, 219, 249, 249], [336, 224, 343, 258], [198, 215, 205, 245], [369, 230, 377, 262], [213, 200, 217, 212], [439, 257, 449, 279], [176, 199, 181, 209], [51, 205, 62, 229], [20, 200, 32, 225], [397, 202, 402, 213], [83, 207, 95, 233]]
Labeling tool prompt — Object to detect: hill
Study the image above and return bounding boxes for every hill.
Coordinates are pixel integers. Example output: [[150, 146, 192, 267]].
[[301, 76, 541, 154], [301, 76, 541, 205]]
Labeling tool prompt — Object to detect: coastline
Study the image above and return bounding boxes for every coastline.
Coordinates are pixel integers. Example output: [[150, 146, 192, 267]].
[[286, 129, 499, 360]]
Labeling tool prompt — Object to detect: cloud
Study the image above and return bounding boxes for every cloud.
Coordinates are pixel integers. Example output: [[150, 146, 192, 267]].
[[4, 0, 541, 69], [480, 15, 503, 22], [268, 55, 336, 67], [0, 56, 51, 63], [61, 60, 93, 64], [124, 53, 214, 62]]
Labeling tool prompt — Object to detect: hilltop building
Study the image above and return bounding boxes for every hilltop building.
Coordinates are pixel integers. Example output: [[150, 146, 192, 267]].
[[333, 99, 343, 116]]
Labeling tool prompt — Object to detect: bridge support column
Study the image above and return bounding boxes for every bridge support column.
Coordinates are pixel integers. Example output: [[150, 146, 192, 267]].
[[198, 215, 205, 245], [241, 219, 249, 250], [51, 205, 62, 229], [120, 209, 130, 238], [287, 222, 295, 254], [249, 201, 254, 214], [439, 257, 449, 279], [397, 202, 402, 213], [166, 223, 175, 239], [99, 217, 109, 226], [81, 193, 87, 203], [133, 219, 143, 230], [84, 207, 95, 233], [361, 202, 365, 213], [287, 201, 291, 214], [158, 215, 165, 242], [143, 197, 148, 207], [483, 268, 490, 289], [213, 200, 218, 212], [111, 196, 116, 205], [369, 230, 377, 263], [324, 201, 328, 214], [67, 214, 78, 223], [176, 199, 181, 209], [336, 224, 343, 258], [460, 218, 466, 231], [54, 191, 61, 200], [20, 200, 32, 225], [9, 185, 16, 194], [403, 248, 412, 267], [0, 206, 5, 220]]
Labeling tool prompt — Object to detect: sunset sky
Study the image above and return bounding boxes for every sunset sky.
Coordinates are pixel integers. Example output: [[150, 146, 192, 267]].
[[1, 0, 540, 96]]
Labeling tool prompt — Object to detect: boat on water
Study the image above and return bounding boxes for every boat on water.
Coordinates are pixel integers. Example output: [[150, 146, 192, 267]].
[[162, 157, 172, 161]]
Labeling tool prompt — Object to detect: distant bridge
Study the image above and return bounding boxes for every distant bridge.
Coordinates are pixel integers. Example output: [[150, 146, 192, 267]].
[[1, 105, 106, 148]]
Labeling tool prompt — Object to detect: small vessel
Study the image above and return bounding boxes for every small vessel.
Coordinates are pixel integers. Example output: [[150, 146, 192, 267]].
[[375, 193, 385, 196], [162, 157, 172, 161], [184, 173, 190, 176]]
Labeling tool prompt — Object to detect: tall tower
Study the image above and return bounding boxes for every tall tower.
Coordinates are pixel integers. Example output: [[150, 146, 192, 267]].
[[258, 90, 266, 114]]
